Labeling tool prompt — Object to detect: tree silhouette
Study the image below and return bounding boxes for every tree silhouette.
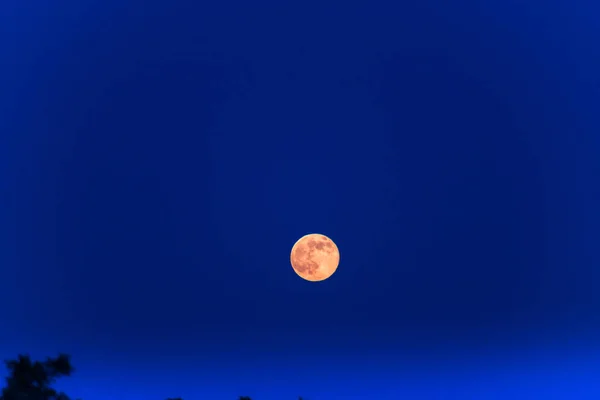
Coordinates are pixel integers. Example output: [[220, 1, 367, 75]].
[[2, 354, 305, 400], [0, 354, 75, 400]]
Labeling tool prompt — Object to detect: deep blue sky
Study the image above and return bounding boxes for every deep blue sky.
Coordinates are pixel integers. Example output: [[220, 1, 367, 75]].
[[1, 0, 600, 399]]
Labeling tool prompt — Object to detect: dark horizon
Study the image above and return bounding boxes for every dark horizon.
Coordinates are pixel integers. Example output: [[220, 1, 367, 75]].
[[2, 0, 600, 399]]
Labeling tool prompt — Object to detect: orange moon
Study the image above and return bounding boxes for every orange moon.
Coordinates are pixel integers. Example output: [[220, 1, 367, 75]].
[[290, 233, 340, 282]]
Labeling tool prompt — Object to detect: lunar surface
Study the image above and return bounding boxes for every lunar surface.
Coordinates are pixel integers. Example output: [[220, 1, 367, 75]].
[[290, 234, 340, 282]]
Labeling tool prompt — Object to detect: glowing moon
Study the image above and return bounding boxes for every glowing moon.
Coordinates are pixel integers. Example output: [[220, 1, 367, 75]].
[[290, 233, 340, 282]]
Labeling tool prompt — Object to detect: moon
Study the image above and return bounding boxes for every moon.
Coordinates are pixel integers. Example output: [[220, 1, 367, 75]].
[[290, 233, 340, 282]]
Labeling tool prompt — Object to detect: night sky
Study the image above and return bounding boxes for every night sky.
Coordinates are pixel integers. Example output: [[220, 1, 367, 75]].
[[1, 0, 600, 399]]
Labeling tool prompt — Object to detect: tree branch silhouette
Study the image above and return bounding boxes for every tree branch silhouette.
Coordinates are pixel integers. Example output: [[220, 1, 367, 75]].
[[0, 354, 75, 400]]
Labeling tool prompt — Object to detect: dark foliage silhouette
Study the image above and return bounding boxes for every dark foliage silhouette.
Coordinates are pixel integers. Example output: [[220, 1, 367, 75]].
[[0, 354, 75, 400], [1, 353, 304, 400]]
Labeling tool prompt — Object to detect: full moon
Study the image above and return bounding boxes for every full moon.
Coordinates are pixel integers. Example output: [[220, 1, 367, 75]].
[[290, 233, 340, 282]]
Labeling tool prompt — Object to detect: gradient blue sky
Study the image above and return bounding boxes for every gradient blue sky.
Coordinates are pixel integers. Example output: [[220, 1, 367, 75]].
[[1, 0, 599, 399]]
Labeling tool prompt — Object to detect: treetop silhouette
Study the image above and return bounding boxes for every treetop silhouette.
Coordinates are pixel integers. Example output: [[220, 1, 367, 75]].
[[0, 354, 74, 400], [1, 353, 304, 400]]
